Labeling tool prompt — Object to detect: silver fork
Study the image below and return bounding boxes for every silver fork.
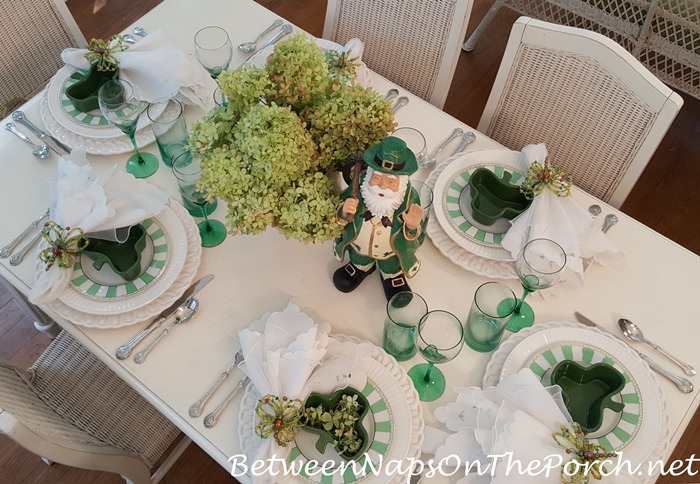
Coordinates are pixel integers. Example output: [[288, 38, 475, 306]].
[[189, 351, 243, 417], [133, 26, 148, 37], [0, 208, 49, 258]]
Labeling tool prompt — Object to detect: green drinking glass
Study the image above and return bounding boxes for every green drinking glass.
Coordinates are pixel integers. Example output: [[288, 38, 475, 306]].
[[408, 310, 464, 402], [506, 238, 567, 332], [172, 152, 227, 247], [98, 79, 158, 178]]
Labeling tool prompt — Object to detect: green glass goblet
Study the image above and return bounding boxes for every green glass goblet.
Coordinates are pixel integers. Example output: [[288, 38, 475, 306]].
[[194, 26, 233, 79], [506, 238, 567, 332], [408, 310, 464, 402], [172, 152, 227, 247], [98, 79, 158, 178]]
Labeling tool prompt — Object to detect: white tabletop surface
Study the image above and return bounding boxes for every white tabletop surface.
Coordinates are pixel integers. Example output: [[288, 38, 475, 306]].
[[1, 0, 699, 482]]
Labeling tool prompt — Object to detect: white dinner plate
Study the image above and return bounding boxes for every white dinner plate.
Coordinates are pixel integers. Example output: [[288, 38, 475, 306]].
[[246, 38, 372, 90], [484, 322, 670, 478], [49, 199, 202, 328], [432, 149, 525, 261], [238, 335, 424, 484], [40, 92, 156, 155], [58, 203, 186, 315], [46, 66, 152, 139]]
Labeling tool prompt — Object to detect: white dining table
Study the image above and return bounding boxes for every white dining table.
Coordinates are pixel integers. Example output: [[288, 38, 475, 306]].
[[1, 0, 700, 482]]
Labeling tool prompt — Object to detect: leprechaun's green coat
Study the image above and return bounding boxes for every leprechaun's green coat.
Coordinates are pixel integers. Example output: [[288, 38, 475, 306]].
[[332, 181, 425, 278]]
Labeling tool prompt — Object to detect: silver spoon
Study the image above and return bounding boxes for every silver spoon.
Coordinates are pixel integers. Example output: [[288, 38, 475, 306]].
[[0, 208, 49, 258], [238, 19, 283, 53], [618, 318, 696, 376], [133, 26, 148, 37], [122, 34, 137, 44], [5, 123, 50, 159], [450, 131, 476, 156], [391, 96, 409, 113], [203, 375, 250, 428], [9, 231, 42, 266], [422, 127, 464, 168], [384, 88, 399, 101], [588, 204, 602, 216], [134, 298, 199, 363], [601, 213, 618, 233], [189, 351, 244, 417]]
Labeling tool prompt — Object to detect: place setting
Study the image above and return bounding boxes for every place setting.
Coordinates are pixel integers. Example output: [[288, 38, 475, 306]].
[[186, 301, 426, 484], [18, 147, 204, 329], [39, 29, 216, 157], [424, 143, 626, 284]]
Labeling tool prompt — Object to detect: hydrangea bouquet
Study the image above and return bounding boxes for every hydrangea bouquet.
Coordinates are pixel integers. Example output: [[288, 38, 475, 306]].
[[190, 34, 396, 242]]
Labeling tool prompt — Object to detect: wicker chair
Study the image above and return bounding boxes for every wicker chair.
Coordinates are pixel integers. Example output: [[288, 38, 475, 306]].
[[463, 0, 700, 101], [478, 17, 683, 207], [322, 0, 474, 108], [0, 0, 86, 118], [0, 331, 190, 484]]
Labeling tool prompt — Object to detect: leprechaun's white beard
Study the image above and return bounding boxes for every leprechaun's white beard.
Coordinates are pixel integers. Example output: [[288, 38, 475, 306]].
[[360, 168, 408, 219]]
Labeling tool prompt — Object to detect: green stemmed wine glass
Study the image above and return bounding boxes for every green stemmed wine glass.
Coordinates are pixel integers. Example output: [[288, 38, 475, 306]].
[[408, 310, 464, 402], [98, 79, 159, 178], [194, 26, 233, 79], [172, 152, 227, 247], [506, 238, 567, 332]]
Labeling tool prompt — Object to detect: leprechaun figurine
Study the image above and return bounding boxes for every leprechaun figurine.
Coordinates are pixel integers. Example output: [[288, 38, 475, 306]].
[[333, 137, 426, 301]]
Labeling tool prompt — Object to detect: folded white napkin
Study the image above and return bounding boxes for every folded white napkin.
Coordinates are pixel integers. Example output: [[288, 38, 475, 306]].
[[29, 149, 168, 304], [501, 144, 625, 289], [425, 369, 573, 484], [61, 30, 216, 108], [238, 301, 370, 483]]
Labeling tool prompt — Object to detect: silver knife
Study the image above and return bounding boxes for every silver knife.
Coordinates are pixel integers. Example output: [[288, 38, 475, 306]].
[[574, 312, 693, 393], [11, 111, 71, 156], [115, 274, 215, 359]]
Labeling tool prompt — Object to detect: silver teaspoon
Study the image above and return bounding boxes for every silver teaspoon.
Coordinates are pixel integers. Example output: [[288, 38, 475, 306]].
[[0, 208, 49, 258], [189, 351, 244, 417], [122, 34, 137, 44], [203, 376, 250, 428], [134, 299, 199, 363], [238, 19, 283, 53], [601, 213, 618, 233], [384, 88, 399, 101], [5, 123, 50, 159], [588, 204, 602, 216], [619, 318, 696, 376]]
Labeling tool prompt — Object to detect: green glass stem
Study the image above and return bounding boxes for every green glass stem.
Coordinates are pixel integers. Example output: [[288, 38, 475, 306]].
[[127, 133, 146, 166], [423, 362, 434, 382], [200, 205, 214, 232], [514, 287, 532, 314]]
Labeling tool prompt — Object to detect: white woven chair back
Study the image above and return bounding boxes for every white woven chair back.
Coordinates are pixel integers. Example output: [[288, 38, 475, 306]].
[[323, 0, 474, 108], [0, 0, 86, 117], [464, 0, 700, 100], [478, 17, 683, 208]]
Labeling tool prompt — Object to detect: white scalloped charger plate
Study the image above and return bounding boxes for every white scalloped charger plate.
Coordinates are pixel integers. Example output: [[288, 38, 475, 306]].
[[423, 157, 518, 279], [246, 38, 372, 90], [47, 66, 155, 139], [49, 199, 202, 328], [238, 335, 424, 484], [57, 203, 187, 315], [432, 150, 525, 261], [484, 322, 670, 482]]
